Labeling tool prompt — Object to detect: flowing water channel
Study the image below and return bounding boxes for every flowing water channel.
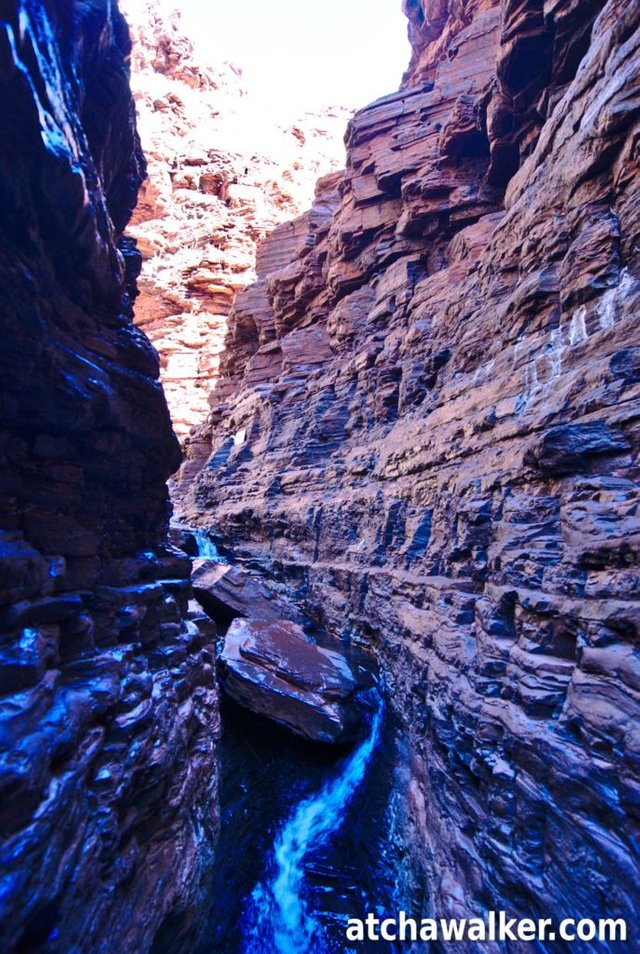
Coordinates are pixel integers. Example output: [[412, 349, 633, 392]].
[[193, 528, 225, 561], [241, 705, 383, 953], [198, 696, 398, 954], [185, 526, 399, 953]]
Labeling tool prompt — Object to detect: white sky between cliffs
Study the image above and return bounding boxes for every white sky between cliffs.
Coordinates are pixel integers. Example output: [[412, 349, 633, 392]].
[[130, 0, 411, 112]]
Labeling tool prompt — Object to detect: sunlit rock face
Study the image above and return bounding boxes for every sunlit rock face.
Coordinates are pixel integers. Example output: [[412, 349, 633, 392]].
[[0, 2, 219, 950], [180, 0, 640, 940], [120, 0, 351, 439]]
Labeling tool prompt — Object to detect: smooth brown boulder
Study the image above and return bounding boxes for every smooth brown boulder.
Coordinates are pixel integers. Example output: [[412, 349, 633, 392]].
[[220, 619, 369, 743]]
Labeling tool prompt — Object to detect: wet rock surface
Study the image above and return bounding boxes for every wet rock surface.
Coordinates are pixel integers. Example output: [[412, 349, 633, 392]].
[[220, 618, 373, 744], [0, 2, 219, 951], [199, 697, 399, 954], [178, 0, 640, 943]]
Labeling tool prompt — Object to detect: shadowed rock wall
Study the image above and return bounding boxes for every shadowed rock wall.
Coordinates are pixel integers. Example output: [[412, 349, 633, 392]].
[[0, 2, 218, 951], [179, 0, 640, 944]]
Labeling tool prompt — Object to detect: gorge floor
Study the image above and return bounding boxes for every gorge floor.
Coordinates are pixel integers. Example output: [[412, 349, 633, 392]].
[[195, 695, 400, 954]]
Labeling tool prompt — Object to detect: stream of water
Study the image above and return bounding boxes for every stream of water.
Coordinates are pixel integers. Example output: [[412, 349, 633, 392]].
[[193, 528, 225, 561], [240, 705, 383, 954], [181, 526, 395, 953]]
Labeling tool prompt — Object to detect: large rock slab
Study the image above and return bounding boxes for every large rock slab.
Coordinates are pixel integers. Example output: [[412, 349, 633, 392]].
[[192, 560, 304, 626], [220, 619, 372, 743], [525, 422, 630, 475]]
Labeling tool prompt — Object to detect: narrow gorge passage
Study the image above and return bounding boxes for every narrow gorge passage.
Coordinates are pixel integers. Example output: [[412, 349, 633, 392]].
[[181, 526, 397, 954], [1, 0, 639, 952]]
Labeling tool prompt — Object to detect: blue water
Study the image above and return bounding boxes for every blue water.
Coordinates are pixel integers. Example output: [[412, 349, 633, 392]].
[[193, 528, 224, 561], [241, 705, 383, 953]]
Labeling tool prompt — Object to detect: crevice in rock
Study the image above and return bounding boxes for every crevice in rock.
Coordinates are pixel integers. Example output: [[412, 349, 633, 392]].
[[173, 0, 640, 946]]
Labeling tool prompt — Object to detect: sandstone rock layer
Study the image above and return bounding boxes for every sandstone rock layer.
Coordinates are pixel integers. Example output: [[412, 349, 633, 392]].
[[192, 559, 304, 629], [121, 0, 350, 439], [180, 0, 640, 942]]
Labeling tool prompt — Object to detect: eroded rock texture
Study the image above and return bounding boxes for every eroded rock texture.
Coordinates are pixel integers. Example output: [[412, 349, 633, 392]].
[[180, 0, 640, 942], [121, 0, 350, 439], [0, 2, 218, 951]]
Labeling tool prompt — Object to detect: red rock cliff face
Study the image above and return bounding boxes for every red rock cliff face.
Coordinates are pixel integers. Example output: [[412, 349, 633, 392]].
[[0, 2, 218, 950], [121, 0, 350, 439], [180, 0, 640, 938]]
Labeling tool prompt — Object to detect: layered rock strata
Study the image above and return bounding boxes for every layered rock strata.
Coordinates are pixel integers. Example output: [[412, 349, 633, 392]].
[[180, 0, 640, 943], [121, 0, 350, 438], [0, 2, 218, 951]]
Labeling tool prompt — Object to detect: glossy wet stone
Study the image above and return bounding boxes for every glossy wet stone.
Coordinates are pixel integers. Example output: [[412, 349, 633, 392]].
[[0, 2, 219, 950]]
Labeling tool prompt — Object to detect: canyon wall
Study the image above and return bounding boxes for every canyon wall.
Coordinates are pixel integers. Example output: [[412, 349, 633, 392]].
[[121, 0, 350, 439], [0, 2, 218, 951], [180, 0, 640, 944]]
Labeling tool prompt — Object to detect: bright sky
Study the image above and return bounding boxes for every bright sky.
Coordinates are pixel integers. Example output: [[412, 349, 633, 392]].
[[151, 0, 410, 111]]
